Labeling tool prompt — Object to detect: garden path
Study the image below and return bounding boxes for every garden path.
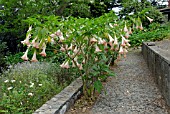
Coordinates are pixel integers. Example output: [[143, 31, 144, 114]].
[[92, 49, 170, 114]]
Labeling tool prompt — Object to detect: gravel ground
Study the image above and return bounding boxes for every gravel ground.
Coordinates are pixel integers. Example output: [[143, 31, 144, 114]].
[[91, 49, 170, 114]]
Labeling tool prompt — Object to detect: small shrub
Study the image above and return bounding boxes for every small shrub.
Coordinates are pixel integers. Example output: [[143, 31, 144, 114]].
[[0, 62, 79, 113]]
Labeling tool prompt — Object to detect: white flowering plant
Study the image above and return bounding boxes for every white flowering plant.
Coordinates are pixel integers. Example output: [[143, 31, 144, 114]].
[[20, 11, 151, 100], [0, 62, 78, 113]]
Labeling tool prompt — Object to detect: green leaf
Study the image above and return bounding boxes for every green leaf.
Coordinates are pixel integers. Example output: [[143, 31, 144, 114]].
[[94, 80, 102, 93]]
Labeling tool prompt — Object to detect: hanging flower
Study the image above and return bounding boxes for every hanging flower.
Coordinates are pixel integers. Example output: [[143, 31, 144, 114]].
[[60, 45, 66, 52], [73, 46, 78, 54], [72, 61, 76, 67], [27, 26, 32, 32], [95, 45, 102, 53], [139, 23, 143, 30], [21, 48, 29, 61], [108, 34, 114, 46], [59, 35, 65, 42], [78, 64, 83, 70], [90, 37, 98, 43], [50, 34, 56, 38], [125, 32, 129, 39], [21, 34, 31, 46], [68, 43, 73, 50], [119, 46, 124, 54], [60, 61, 70, 69], [113, 35, 118, 46], [32, 37, 39, 49], [82, 59, 85, 64], [64, 61, 70, 69], [55, 30, 63, 37], [146, 16, 153, 23], [40, 43, 47, 57], [31, 50, 38, 62], [124, 23, 128, 32], [128, 27, 132, 34]]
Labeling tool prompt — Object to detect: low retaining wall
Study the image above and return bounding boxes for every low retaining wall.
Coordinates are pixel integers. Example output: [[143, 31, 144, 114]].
[[142, 42, 170, 106], [33, 77, 83, 114]]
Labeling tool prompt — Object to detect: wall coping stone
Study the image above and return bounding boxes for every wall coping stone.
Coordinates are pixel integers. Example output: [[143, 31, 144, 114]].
[[33, 77, 83, 114]]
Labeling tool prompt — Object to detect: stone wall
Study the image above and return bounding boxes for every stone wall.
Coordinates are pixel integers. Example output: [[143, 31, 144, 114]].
[[33, 77, 83, 114], [142, 42, 170, 106]]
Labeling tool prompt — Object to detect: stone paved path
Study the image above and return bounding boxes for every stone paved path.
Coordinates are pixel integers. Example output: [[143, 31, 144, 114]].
[[92, 49, 170, 114]]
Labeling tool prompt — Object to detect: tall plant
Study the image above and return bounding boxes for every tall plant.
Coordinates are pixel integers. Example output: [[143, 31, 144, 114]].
[[21, 11, 145, 100]]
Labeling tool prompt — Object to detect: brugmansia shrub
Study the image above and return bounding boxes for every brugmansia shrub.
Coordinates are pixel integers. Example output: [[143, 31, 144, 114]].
[[0, 62, 79, 113], [20, 11, 150, 100]]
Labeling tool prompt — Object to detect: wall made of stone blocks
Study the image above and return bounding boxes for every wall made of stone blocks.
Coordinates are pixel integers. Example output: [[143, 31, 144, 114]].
[[142, 42, 170, 106], [33, 77, 83, 114]]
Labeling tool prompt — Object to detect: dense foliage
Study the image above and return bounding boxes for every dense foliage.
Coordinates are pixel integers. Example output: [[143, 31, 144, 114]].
[[0, 62, 79, 113]]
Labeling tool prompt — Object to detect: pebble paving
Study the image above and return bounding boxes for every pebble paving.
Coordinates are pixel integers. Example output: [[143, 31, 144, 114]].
[[92, 49, 170, 114]]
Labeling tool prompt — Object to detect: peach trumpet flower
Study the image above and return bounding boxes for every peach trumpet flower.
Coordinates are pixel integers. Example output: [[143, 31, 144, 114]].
[[40, 43, 46, 57], [68, 44, 73, 50], [139, 23, 143, 30], [21, 34, 31, 46], [95, 45, 102, 53], [60, 61, 70, 69], [125, 32, 129, 39], [31, 50, 38, 62], [90, 37, 98, 43], [124, 23, 128, 32], [55, 30, 63, 37], [119, 46, 124, 54], [113, 35, 118, 46], [108, 34, 114, 46], [21, 48, 29, 61]]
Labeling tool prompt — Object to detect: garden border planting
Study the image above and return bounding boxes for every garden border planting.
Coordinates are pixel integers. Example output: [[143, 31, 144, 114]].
[[33, 77, 83, 114], [142, 42, 170, 106]]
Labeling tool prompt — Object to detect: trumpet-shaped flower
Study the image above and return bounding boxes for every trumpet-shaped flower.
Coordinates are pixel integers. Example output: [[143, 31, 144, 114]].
[[90, 37, 98, 43], [79, 64, 83, 70], [21, 34, 31, 46], [59, 35, 65, 42], [119, 46, 124, 54], [60, 61, 70, 69], [64, 61, 70, 69], [108, 34, 114, 46], [146, 16, 153, 23], [72, 61, 76, 67], [82, 59, 85, 64], [124, 23, 128, 32], [68, 44, 73, 50], [125, 32, 129, 39], [73, 46, 78, 54], [128, 27, 132, 34], [95, 45, 102, 53], [113, 35, 118, 46], [139, 23, 143, 30], [32, 37, 39, 49], [27, 26, 32, 32], [50, 34, 56, 38], [31, 50, 38, 62], [21, 48, 29, 61], [55, 30, 63, 37], [60, 45, 66, 52], [40, 43, 47, 57]]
